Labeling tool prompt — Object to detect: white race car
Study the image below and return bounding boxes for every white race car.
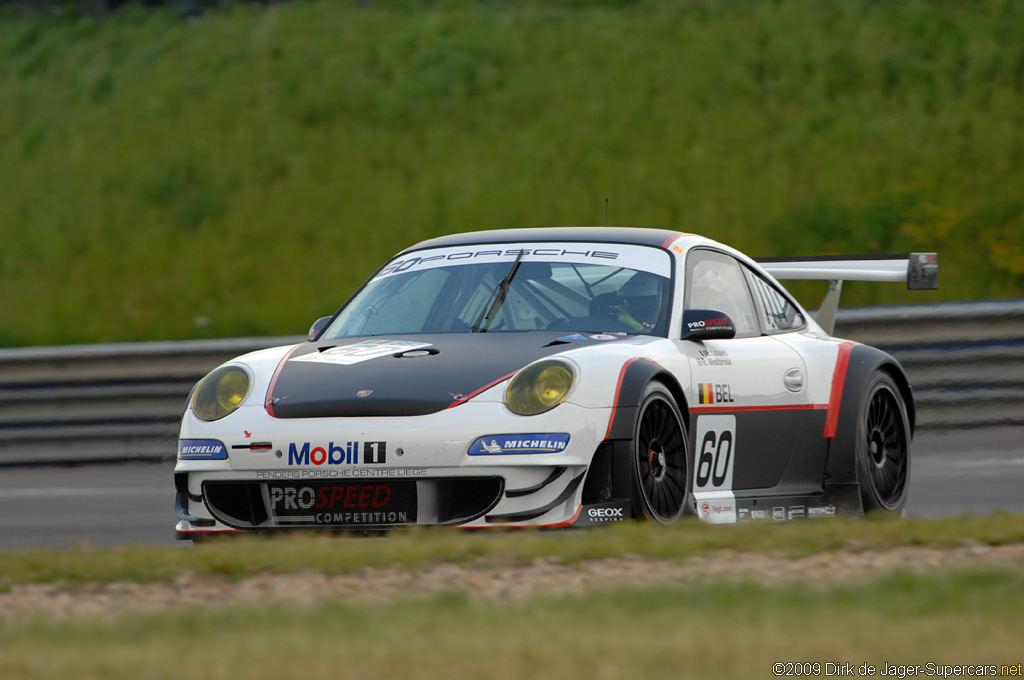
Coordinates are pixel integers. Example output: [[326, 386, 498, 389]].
[[174, 228, 937, 539]]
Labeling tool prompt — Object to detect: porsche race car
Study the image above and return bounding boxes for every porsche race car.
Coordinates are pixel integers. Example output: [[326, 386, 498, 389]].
[[174, 228, 938, 539]]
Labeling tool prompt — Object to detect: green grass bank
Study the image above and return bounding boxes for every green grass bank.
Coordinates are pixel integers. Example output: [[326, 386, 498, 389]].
[[2, 0, 1023, 347], [3, 574, 1024, 679], [2, 516, 1024, 678], [3, 514, 1023, 585]]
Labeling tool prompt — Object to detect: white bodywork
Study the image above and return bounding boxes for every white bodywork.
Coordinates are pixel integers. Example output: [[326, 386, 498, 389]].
[[174, 232, 910, 536]]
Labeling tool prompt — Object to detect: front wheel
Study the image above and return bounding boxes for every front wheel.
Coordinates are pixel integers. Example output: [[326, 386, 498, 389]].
[[856, 371, 911, 515], [631, 381, 689, 523]]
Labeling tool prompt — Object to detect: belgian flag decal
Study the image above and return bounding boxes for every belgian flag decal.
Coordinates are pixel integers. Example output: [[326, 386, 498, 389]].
[[698, 383, 733, 405]]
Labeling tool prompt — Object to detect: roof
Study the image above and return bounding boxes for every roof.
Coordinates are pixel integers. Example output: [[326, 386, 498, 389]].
[[405, 227, 688, 253]]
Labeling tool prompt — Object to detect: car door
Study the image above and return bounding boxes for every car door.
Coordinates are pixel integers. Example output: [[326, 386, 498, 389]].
[[679, 249, 818, 523]]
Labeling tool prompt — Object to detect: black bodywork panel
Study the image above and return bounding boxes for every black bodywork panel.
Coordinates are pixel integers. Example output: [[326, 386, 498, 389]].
[[596, 342, 915, 519], [269, 332, 605, 418]]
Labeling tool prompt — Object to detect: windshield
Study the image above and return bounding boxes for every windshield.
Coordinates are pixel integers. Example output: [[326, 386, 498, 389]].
[[321, 242, 674, 339]]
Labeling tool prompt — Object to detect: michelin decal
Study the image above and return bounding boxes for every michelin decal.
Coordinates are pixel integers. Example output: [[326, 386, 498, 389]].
[[468, 434, 571, 456]]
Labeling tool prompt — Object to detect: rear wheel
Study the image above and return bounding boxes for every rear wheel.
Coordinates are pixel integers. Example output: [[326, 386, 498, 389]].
[[631, 381, 689, 523], [856, 371, 911, 515]]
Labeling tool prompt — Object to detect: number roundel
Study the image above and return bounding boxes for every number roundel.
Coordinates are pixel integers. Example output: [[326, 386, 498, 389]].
[[696, 429, 733, 488], [693, 415, 735, 492]]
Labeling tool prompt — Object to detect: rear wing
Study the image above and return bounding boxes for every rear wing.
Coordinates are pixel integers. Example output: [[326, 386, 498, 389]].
[[754, 253, 938, 334]]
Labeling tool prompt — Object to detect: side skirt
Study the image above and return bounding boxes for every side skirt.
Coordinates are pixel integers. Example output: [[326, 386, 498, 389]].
[[715, 483, 863, 523]]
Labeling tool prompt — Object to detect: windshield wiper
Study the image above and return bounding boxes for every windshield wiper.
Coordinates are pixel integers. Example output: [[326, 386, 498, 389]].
[[471, 249, 525, 332]]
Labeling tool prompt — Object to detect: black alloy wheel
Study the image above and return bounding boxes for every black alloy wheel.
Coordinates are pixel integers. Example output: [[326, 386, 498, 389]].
[[856, 371, 911, 514], [632, 381, 689, 523]]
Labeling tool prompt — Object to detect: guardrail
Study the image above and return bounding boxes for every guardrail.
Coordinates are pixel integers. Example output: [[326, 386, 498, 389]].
[[0, 336, 301, 466], [833, 299, 1024, 432], [1, 299, 1021, 465], [2, 0, 263, 20]]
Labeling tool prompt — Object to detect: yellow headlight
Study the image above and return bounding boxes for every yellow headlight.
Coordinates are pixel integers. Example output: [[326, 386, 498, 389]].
[[192, 365, 251, 421], [506, 360, 575, 416]]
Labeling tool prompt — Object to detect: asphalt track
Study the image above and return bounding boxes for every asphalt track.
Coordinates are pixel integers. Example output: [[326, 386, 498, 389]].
[[0, 426, 1021, 550]]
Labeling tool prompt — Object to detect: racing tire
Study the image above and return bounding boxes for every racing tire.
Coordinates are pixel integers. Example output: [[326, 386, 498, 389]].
[[631, 381, 689, 523], [855, 371, 911, 515]]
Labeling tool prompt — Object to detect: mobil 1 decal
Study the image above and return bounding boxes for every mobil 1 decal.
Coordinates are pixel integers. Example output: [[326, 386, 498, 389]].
[[692, 415, 737, 524]]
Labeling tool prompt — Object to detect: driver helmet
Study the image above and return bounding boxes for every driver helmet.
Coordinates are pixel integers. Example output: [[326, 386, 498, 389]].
[[618, 272, 662, 325]]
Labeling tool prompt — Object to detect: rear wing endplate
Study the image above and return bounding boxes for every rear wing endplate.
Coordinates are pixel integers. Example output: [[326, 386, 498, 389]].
[[755, 253, 938, 334]]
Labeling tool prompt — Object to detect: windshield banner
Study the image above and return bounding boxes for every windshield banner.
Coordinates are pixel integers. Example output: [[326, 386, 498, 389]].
[[374, 242, 672, 281]]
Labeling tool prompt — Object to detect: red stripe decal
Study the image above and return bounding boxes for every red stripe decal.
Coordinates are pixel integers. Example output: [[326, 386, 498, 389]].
[[458, 504, 583, 530], [692, 403, 829, 414], [265, 345, 304, 417], [447, 370, 519, 408], [660, 232, 692, 249], [604, 357, 644, 439], [824, 341, 856, 439], [540, 504, 584, 528]]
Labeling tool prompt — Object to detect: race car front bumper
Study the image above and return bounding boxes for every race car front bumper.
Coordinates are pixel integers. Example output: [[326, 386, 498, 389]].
[[174, 401, 632, 537]]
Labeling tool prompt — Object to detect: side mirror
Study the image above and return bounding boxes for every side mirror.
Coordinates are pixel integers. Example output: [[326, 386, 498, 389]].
[[307, 316, 333, 342], [681, 309, 736, 340]]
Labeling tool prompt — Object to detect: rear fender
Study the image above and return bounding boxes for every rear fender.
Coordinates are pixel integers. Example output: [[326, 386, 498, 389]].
[[825, 344, 914, 485]]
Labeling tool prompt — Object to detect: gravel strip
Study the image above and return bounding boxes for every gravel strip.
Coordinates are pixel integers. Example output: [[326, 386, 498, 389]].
[[3, 543, 1023, 620]]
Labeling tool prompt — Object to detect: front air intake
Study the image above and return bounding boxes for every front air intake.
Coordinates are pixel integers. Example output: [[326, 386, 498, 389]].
[[202, 477, 503, 530]]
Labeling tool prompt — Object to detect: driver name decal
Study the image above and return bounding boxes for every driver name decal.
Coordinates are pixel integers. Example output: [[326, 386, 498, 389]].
[[696, 348, 732, 367]]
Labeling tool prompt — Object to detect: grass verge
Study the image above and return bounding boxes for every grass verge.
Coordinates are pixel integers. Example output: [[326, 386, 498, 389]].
[[2, 513, 1023, 586], [3, 515, 1023, 677], [2, 571, 1023, 679]]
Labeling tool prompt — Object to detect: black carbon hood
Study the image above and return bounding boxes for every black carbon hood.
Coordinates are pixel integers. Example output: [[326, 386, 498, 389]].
[[267, 332, 592, 418]]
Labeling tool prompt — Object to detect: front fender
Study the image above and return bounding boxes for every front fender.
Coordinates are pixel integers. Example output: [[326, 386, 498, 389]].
[[599, 357, 688, 441]]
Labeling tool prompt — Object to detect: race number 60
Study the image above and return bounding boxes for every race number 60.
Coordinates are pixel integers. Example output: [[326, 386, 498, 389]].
[[693, 415, 736, 491]]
